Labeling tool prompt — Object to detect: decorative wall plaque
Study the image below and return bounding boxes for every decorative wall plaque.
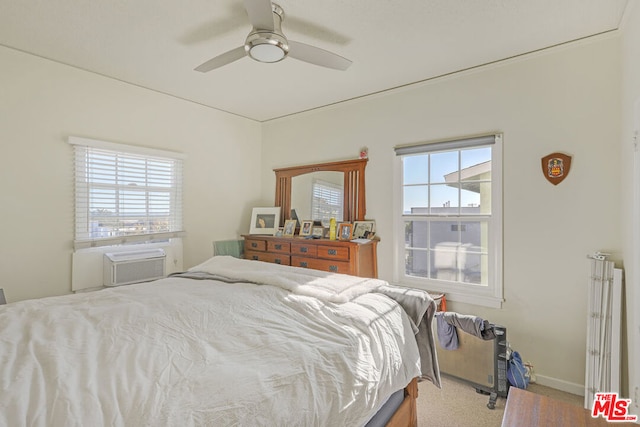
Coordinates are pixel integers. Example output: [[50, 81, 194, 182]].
[[541, 152, 572, 185]]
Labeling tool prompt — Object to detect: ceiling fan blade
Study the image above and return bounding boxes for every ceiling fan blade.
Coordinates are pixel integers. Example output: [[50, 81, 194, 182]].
[[288, 41, 352, 71], [194, 46, 247, 72], [243, 0, 274, 31]]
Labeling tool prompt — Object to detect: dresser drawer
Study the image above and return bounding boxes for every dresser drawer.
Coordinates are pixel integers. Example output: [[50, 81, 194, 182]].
[[242, 234, 378, 278], [291, 256, 351, 274], [291, 242, 318, 257], [245, 239, 266, 252], [267, 241, 291, 254], [246, 250, 290, 266], [316, 245, 350, 261]]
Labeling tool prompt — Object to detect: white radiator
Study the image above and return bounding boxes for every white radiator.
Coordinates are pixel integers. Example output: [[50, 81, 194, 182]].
[[584, 252, 622, 409], [103, 249, 166, 287]]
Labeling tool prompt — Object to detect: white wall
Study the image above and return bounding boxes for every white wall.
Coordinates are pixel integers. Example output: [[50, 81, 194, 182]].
[[261, 36, 622, 393], [621, 2, 640, 411], [0, 46, 262, 303]]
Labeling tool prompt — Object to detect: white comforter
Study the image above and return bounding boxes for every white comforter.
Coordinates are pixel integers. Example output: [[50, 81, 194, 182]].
[[0, 257, 422, 427]]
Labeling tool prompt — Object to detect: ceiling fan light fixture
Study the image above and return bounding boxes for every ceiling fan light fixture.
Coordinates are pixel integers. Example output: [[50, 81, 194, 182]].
[[245, 29, 289, 63], [248, 41, 287, 63]]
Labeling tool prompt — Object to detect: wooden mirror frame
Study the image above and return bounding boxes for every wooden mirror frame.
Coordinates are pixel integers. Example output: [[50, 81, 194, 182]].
[[274, 158, 368, 227]]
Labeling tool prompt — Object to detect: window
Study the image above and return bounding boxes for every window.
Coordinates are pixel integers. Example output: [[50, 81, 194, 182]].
[[69, 137, 185, 249], [311, 179, 343, 225], [394, 134, 503, 308]]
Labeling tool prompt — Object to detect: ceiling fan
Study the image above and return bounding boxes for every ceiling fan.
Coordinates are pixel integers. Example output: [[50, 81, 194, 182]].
[[194, 0, 352, 72]]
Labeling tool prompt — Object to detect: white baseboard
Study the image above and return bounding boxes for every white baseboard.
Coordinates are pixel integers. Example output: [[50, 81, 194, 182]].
[[534, 374, 584, 396]]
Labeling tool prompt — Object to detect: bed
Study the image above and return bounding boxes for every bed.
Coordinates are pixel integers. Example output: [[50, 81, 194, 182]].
[[0, 256, 440, 426]]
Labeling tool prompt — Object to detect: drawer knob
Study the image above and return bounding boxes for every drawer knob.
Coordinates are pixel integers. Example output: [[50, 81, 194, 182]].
[[327, 249, 337, 255], [275, 259, 282, 264], [252, 255, 258, 260], [329, 265, 338, 272], [275, 244, 282, 250], [301, 247, 308, 253], [300, 262, 308, 268], [251, 242, 258, 248]]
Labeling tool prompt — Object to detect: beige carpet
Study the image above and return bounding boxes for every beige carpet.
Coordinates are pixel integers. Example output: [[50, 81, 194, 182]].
[[416, 374, 583, 427]]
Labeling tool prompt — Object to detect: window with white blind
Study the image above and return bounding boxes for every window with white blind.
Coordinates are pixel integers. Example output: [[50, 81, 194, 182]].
[[394, 134, 503, 308], [69, 137, 185, 249], [311, 179, 343, 224]]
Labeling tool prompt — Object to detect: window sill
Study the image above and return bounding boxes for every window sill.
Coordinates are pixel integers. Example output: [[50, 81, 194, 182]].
[[394, 280, 503, 309], [440, 290, 503, 309]]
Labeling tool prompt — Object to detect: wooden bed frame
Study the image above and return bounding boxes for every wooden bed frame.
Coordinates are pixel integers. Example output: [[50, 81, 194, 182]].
[[386, 377, 418, 427]]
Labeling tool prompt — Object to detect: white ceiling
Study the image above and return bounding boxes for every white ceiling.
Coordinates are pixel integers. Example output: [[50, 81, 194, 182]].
[[0, 0, 630, 122]]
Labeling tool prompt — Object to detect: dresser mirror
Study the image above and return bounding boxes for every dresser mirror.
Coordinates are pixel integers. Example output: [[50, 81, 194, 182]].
[[274, 158, 368, 227], [290, 171, 342, 224]]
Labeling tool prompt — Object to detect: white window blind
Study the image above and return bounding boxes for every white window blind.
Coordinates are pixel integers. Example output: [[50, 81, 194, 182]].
[[311, 179, 343, 224], [69, 137, 185, 249]]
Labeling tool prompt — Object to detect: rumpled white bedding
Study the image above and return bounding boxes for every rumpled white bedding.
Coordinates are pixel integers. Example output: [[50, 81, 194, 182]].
[[188, 255, 389, 303], [0, 258, 421, 427]]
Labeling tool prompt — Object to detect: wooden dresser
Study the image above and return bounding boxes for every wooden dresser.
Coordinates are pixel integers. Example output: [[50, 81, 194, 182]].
[[242, 235, 378, 278]]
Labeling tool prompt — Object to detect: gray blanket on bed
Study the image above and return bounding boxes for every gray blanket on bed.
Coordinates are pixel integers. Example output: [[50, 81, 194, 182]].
[[376, 284, 441, 388], [170, 271, 441, 388]]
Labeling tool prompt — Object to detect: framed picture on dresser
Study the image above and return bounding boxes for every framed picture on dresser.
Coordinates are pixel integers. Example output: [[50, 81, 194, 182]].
[[311, 226, 324, 238], [353, 220, 376, 239], [283, 220, 297, 237], [249, 207, 281, 235], [299, 220, 313, 236], [338, 223, 353, 241]]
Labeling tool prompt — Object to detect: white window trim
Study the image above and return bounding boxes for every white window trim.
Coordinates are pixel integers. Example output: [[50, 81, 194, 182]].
[[68, 136, 186, 160], [68, 136, 186, 250], [392, 133, 503, 308]]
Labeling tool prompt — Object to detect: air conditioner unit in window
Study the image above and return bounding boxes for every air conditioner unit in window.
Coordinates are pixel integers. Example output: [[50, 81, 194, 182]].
[[103, 249, 166, 287]]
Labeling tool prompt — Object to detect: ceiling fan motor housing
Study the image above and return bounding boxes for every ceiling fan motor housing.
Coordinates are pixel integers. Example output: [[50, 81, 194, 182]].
[[245, 3, 289, 63]]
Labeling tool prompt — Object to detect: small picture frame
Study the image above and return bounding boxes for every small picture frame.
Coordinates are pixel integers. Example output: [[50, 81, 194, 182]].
[[323, 227, 331, 239], [352, 220, 376, 239], [299, 220, 313, 236], [311, 226, 324, 238], [338, 223, 353, 241], [249, 207, 281, 235], [283, 219, 297, 237]]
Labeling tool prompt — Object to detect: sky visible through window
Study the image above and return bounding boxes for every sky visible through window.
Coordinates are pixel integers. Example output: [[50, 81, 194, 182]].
[[403, 147, 491, 213]]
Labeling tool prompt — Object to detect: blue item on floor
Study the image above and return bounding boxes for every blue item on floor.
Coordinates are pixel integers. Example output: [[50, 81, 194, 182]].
[[507, 350, 529, 389]]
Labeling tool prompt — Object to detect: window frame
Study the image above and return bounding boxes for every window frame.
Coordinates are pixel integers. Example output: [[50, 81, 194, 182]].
[[393, 134, 503, 308], [69, 136, 186, 250]]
